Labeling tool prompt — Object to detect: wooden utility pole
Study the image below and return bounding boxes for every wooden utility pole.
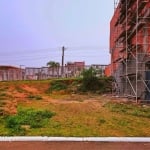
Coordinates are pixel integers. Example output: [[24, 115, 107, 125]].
[[61, 46, 65, 77]]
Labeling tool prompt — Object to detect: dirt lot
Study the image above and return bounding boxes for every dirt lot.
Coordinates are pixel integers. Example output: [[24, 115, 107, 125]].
[[0, 142, 150, 150], [1, 80, 150, 137]]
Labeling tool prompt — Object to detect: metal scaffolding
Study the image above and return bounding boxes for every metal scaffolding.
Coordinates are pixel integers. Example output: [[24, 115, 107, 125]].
[[112, 0, 150, 102]]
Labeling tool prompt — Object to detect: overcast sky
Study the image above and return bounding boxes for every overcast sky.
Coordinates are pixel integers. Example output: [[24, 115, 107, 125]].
[[0, 0, 114, 67]]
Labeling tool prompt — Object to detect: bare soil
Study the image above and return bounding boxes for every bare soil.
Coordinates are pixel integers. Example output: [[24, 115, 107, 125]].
[[3, 84, 107, 115]]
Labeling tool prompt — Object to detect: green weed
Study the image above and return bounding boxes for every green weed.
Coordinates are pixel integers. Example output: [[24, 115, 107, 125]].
[[5, 107, 55, 135], [105, 102, 150, 118], [49, 81, 67, 92]]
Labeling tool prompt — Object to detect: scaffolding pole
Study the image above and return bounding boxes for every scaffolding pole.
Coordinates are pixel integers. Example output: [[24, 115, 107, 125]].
[[135, 0, 139, 103], [112, 0, 150, 102]]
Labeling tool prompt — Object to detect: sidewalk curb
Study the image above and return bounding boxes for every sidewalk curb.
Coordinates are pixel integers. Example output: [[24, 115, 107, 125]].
[[0, 137, 150, 142]]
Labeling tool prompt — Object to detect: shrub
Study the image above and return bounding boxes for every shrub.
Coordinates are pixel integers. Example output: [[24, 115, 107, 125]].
[[79, 67, 108, 92], [48, 76, 112, 94], [6, 116, 19, 128], [9, 125, 26, 135], [48, 78, 81, 93], [49, 80, 67, 92]]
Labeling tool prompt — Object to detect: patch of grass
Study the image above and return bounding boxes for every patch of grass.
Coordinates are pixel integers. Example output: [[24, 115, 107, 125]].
[[48, 78, 81, 93], [49, 80, 67, 92], [112, 117, 130, 127], [117, 120, 129, 126], [0, 117, 9, 135], [104, 102, 150, 118], [104, 102, 131, 113], [131, 108, 150, 118], [5, 107, 55, 135]]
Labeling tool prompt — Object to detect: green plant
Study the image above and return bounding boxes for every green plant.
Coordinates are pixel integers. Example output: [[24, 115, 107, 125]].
[[9, 125, 26, 135], [79, 67, 104, 92], [48, 80, 68, 92], [5, 108, 55, 135], [105, 102, 150, 118]]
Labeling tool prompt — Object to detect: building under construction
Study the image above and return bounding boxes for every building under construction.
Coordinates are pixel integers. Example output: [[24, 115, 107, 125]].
[[110, 0, 150, 101]]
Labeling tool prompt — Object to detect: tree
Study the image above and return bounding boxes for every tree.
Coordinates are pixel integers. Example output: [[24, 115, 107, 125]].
[[47, 61, 60, 77]]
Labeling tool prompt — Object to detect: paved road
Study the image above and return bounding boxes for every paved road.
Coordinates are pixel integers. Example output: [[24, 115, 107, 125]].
[[0, 142, 150, 150]]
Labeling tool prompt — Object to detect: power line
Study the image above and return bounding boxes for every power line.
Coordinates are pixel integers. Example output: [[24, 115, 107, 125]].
[[0, 46, 110, 66], [67, 46, 109, 50], [0, 50, 109, 58], [0, 46, 109, 55]]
